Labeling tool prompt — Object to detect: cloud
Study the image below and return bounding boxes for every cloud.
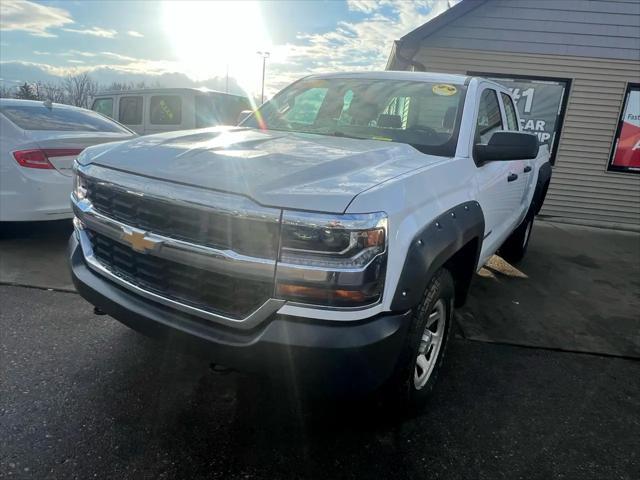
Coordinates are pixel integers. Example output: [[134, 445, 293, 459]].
[[127, 30, 144, 38], [0, 0, 73, 37], [100, 51, 138, 62], [346, 0, 380, 14], [71, 51, 98, 58], [62, 26, 117, 38], [0, 0, 456, 98], [0, 61, 244, 96], [33, 50, 50, 55], [67, 60, 84, 64], [267, 0, 453, 93]]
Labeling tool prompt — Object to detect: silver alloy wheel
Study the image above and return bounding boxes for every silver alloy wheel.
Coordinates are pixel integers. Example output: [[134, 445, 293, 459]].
[[414, 298, 446, 390], [523, 218, 533, 249]]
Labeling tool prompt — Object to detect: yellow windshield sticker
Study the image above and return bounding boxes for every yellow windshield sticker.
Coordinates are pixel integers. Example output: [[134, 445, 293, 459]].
[[372, 136, 393, 141], [432, 84, 457, 96]]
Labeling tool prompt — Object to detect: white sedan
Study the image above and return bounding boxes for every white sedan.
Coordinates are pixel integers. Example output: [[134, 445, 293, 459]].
[[0, 99, 136, 221]]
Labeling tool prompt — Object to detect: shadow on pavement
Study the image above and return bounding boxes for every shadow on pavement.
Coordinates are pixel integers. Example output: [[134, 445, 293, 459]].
[[458, 221, 640, 358], [2, 284, 638, 479], [0, 219, 73, 290]]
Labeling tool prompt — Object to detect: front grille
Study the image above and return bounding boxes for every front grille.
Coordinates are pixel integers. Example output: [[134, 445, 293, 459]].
[[85, 178, 279, 259], [88, 230, 272, 319]]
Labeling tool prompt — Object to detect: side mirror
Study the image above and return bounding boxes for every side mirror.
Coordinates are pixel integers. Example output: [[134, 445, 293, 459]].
[[474, 131, 539, 162], [237, 110, 253, 125]]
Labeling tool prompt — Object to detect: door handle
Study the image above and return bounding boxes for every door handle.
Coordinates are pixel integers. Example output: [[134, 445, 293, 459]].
[[507, 173, 518, 182], [524, 166, 532, 173]]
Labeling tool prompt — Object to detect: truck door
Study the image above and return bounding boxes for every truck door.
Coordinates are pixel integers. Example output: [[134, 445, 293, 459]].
[[500, 91, 531, 226], [473, 87, 524, 264]]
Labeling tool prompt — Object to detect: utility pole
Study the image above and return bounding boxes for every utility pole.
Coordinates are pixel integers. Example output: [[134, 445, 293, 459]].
[[257, 51, 270, 104]]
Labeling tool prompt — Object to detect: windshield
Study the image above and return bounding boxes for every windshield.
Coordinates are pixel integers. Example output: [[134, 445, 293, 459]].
[[0, 104, 131, 133], [245, 77, 466, 156]]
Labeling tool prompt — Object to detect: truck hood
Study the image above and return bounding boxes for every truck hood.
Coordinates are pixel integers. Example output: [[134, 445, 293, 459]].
[[80, 126, 445, 212]]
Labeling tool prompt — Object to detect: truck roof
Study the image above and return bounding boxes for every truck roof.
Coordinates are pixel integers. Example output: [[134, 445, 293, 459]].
[[306, 71, 471, 85], [302, 71, 511, 92], [93, 87, 249, 98]]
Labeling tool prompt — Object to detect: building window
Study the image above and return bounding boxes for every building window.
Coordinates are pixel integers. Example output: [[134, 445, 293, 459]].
[[470, 73, 571, 165], [150, 95, 182, 125], [119, 96, 143, 125], [608, 84, 640, 174]]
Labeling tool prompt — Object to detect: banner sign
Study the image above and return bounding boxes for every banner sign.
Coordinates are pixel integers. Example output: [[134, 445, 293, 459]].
[[608, 85, 640, 174], [488, 76, 568, 154]]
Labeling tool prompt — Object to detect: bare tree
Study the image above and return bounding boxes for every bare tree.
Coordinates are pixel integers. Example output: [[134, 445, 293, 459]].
[[63, 73, 99, 108], [0, 85, 15, 98], [15, 82, 38, 100], [103, 81, 134, 91], [102, 80, 163, 92], [35, 81, 67, 103]]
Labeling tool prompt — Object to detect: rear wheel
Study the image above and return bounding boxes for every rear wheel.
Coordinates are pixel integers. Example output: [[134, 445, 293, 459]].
[[383, 269, 454, 410], [499, 211, 534, 263]]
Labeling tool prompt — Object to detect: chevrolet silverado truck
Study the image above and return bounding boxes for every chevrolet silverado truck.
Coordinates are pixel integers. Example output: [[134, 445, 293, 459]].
[[69, 72, 551, 408]]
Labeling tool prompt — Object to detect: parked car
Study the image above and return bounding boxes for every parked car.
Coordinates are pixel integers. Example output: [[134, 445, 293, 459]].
[[91, 88, 252, 135], [69, 72, 551, 408], [0, 99, 135, 222]]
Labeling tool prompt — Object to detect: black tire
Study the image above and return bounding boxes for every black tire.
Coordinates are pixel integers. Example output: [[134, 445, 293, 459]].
[[383, 268, 455, 411], [499, 210, 534, 263]]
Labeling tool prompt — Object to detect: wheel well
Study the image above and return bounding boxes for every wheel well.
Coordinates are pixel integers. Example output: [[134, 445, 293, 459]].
[[534, 179, 550, 215], [443, 237, 479, 308]]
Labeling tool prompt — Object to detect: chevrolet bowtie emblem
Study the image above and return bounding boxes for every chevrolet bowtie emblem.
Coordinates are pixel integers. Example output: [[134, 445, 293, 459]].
[[121, 229, 160, 253]]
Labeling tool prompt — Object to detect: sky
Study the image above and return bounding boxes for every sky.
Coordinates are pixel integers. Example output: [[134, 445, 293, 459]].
[[0, 0, 455, 98]]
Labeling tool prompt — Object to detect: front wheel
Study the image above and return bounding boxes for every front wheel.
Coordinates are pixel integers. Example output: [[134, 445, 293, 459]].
[[383, 269, 454, 410], [499, 211, 534, 263]]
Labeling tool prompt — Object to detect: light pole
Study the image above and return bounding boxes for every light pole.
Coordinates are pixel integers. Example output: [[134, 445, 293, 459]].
[[257, 51, 270, 104]]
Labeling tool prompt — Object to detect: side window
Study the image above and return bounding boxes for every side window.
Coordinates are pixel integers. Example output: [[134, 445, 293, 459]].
[[501, 92, 519, 131], [150, 95, 182, 125], [283, 87, 327, 125], [195, 95, 219, 128], [91, 98, 113, 118], [118, 96, 143, 125], [475, 89, 503, 144]]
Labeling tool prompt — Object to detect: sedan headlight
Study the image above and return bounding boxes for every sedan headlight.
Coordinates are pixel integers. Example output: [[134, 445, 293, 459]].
[[275, 211, 387, 307]]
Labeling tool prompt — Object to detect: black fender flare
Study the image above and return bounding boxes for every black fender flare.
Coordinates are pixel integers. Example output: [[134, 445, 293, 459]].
[[391, 201, 485, 310], [533, 161, 552, 215]]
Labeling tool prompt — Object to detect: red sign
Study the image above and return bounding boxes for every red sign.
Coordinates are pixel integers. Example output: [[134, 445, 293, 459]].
[[609, 86, 640, 173]]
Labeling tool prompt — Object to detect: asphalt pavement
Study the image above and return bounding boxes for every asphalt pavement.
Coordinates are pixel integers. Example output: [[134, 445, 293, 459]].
[[2, 219, 638, 357], [1, 285, 639, 480]]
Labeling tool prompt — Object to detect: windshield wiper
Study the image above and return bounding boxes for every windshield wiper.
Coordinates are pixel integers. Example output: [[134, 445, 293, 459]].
[[331, 131, 366, 140]]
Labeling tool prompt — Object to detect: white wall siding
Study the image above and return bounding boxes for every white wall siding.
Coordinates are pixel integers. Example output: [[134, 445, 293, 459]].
[[424, 0, 640, 61]]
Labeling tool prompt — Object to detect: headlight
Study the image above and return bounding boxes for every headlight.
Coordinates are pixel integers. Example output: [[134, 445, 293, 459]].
[[73, 166, 87, 201], [275, 211, 387, 308]]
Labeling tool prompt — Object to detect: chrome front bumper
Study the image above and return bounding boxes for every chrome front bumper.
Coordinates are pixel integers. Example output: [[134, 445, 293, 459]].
[[72, 197, 285, 330]]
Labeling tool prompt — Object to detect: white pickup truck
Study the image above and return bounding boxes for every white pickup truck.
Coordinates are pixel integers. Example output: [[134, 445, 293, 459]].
[[69, 72, 551, 408]]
